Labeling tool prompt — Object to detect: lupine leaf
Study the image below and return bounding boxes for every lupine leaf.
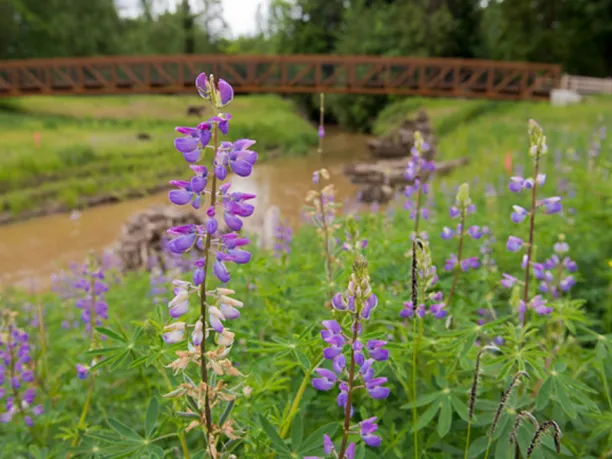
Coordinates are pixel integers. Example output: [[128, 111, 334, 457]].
[[290, 414, 304, 451], [450, 394, 470, 422], [293, 349, 310, 371], [95, 327, 127, 342], [467, 436, 490, 457], [107, 418, 142, 441], [299, 423, 339, 454], [401, 390, 442, 409], [536, 377, 553, 411], [415, 401, 440, 432], [258, 415, 290, 453], [145, 397, 158, 437], [219, 400, 235, 427], [554, 378, 577, 419], [437, 398, 453, 438], [147, 444, 165, 458]]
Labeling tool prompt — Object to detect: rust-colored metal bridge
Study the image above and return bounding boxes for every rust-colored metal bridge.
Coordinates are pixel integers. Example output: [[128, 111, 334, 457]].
[[0, 54, 561, 100]]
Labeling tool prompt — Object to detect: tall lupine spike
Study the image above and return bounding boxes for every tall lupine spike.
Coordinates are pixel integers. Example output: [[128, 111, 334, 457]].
[[490, 371, 530, 437], [305, 167, 339, 306], [311, 219, 389, 457], [526, 420, 562, 458], [165, 74, 255, 452], [400, 239, 446, 319], [444, 183, 482, 307], [403, 131, 435, 235], [510, 411, 540, 446], [0, 311, 44, 426], [469, 346, 499, 420], [535, 234, 577, 298], [503, 120, 562, 324]]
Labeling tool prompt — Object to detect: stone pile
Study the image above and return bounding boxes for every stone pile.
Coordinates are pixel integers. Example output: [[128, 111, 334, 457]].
[[113, 206, 205, 271], [345, 110, 468, 203]]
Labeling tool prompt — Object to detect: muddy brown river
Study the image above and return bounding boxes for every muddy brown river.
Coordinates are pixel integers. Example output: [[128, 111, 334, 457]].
[[0, 130, 370, 291]]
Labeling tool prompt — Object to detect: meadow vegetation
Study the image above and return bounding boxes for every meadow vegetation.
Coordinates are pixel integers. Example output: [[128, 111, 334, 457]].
[[1, 83, 612, 458], [0, 94, 316, 218]]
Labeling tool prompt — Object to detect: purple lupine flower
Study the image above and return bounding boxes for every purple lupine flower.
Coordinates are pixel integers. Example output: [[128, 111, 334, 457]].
[[174, 123, 212, 163], [501, 273, 519, 288], [509, 176, 525, 192], [360, 417, 382, 447], [76, 363, 89, 380], [0, 323, 43, 425], [511, 205, 528, 223], [537, 238, 578, 298], [74, 263, 109, 334], [441, 227, 454, 239], [311, 252, 388, 454], [540, 196, 562, 214], [273, 216, 292, 258], [318, 125, 325, 139], [506, 236, 524, 252]]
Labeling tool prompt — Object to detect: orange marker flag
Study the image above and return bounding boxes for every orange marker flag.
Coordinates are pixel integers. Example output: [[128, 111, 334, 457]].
[[504, 151, 512, 175], [33, 132, 41, 148]]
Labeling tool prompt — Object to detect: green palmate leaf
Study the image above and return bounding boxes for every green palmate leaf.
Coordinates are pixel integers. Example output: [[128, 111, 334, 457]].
[[415, 401, 440, 432], [401, 390, 442, 409], [147, 444, 165, 459], [290, 414, 304, 451], [219, 400, 235, 427], [554, 378, 577, 419], [437, 398, 453, 438], [300, 423, 339, 454], [86, 347, 122, 356], [128, 355, 151, 368], [107, 418, 142, 441], [450, 394, 470, 422], [103, 447, 144, 459], [95, 327, 127, 343], [131, 326, 144, 342], [258, 414, 290, 454], [467, 436, 490, 457], [145, 397, 158, 437], [536, 377, 553, 411], [293, 349, 311, 371]]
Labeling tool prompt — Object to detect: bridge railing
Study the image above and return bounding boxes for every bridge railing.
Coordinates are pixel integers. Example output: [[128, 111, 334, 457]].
[[0, 54, 561, 100]]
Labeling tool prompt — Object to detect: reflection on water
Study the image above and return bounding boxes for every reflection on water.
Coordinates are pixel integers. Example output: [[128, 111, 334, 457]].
[[0, 130, 370, 290]]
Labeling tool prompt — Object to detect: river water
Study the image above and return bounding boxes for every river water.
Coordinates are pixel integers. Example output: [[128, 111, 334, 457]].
[[0, 130, 370, 291]]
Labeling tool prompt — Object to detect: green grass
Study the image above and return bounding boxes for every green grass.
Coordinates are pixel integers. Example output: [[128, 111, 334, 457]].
[[1, 105, 612, 456], [374, 95, 612, 176], [0, 94, 317, 217]]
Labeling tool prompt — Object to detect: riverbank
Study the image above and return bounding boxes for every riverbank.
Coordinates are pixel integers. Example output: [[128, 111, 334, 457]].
[[0, 94, 317, 223]]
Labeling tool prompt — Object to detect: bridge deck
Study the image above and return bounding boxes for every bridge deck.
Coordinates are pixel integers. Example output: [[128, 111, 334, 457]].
[[0, 54, 561, 100]]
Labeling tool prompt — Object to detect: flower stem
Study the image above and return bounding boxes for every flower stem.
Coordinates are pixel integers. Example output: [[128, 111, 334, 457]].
[[198, 123, 219, 442], [601, 363, 612, 410], [483, 437, 493, 459], [36, 302, 48, 384], [522, 159, 540, 325], [413, 185, 423, 235], [463, 421, 472, 459], [446, 210, 466, 307], [338, 316, 360, 458], [280, 371, 311, 438], [412, 317, 422, 459], [71, 379, 95, 447], [318, 186, 335, 305]]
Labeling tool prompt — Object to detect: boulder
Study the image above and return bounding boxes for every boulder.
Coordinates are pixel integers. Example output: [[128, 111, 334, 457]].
[[367, 109, 437, 160], [114, 206, 205, 272]]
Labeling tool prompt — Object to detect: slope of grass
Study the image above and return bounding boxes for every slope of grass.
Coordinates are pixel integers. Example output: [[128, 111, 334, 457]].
[[373, 95, 612, 177], [0, 94, 317, 218]]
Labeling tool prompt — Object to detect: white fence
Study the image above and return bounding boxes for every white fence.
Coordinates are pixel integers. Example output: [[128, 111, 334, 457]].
[[560, 74, 612, 95]]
